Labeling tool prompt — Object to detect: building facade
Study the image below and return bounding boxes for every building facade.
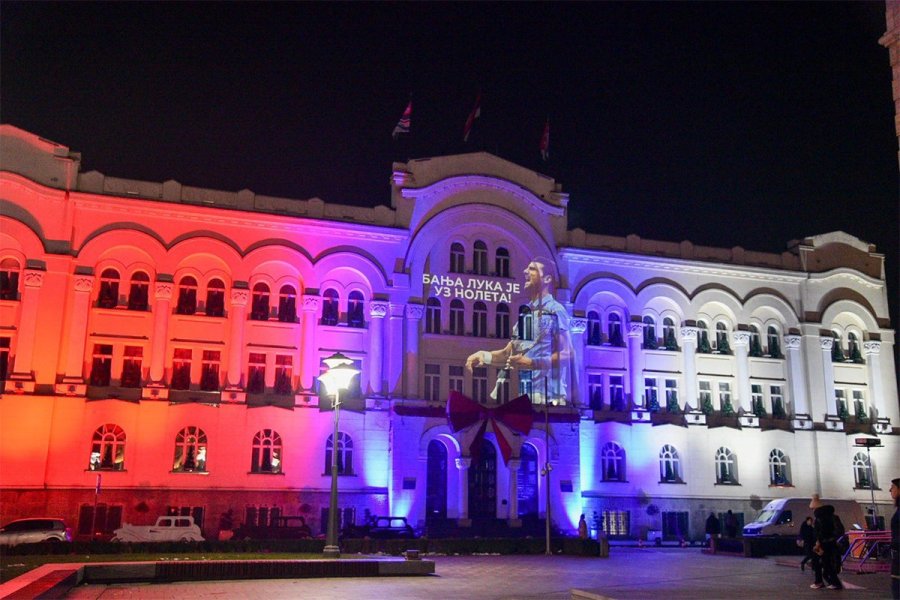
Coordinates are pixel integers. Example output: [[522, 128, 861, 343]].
[[0, 124, 897, 542]]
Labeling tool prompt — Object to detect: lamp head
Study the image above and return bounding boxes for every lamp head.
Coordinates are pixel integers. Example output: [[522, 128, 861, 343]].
[[322, 351, 354, 369], [318, 362, 359, 395]]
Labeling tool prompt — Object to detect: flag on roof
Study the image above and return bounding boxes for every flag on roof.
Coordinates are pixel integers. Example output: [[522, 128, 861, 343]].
[[392, 100, 412, 140], [540, 118, 550, 161], [463, 92, 481, 142]]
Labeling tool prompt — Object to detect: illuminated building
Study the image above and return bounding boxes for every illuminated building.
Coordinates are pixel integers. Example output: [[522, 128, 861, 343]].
[[0, 124, 897, 541]]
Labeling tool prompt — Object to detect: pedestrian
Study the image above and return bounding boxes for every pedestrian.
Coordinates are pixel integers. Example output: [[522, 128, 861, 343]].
[[724, 510, 738, 538], [705, 512, 721, 547], [798, 516, 815, 572], [578, 514, 588, 539], [890, 477, 899, 600], [809, 494, 843, 590]]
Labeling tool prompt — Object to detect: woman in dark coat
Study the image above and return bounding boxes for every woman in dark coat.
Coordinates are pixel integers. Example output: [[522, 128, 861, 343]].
[[809, 495, 842, 590], [798, 516, 815, 571]]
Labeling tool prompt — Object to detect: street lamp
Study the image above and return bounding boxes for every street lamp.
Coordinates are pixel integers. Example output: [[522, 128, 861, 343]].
[[317, 352, 359, 558], [854, 437, 882, 529]]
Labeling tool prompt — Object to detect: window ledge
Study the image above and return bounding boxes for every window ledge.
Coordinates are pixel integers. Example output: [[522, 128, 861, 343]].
[[768, 483, 793, 488], [854, 486, 881, 491], [86, 469, 127, 473], [171, 470, 210, 475], [659, 480, 686, 485], [601, 479, 629, 484], [714, 482, 741, 486], [321, 473, 357, 477], [248, 471, 286, 476]]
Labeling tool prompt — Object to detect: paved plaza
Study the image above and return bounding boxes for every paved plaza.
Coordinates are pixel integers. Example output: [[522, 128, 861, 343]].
[[62, 547, 892, 600]]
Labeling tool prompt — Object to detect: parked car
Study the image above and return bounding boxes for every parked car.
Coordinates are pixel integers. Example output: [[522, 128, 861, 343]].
[[361, 516, 417, 539], [233, 516, 312, 540], [743, 498, 865, 537], [111, 515, 204, 542], [0, 518, 72, 546]]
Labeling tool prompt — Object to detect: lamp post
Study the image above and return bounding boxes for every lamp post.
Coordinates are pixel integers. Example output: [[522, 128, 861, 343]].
[[854, 437, 882, 529], [317, 352, 359, 558]]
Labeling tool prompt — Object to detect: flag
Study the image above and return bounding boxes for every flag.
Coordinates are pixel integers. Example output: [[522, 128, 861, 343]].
[[463, 92, 481, 142], [540, 118, 550, 161], [392, 101, 412, 140]]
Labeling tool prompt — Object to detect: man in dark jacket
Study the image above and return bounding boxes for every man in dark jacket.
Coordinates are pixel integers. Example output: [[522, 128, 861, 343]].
[[810, 495, 842, 590], [798, 516, 815, 572], [705, 512, 721, 547]]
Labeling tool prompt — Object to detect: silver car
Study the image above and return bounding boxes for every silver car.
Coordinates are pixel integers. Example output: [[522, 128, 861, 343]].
[[0, 518, 72, 546]]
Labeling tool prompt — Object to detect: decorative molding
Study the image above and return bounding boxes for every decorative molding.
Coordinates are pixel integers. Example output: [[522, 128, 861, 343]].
[[680, 327, 698, 342], [73, 276, 94, 293], [230, 289, 249, 307], [783, 335, 802, 350], [570, 318, 587, 334], [302, 295, 320, 312], [154, 282, 173, 300], [627, 322, 643, 337], [455, 457, 471, 470], [863, 341, 881, 356], [369, 301, 389, 319], [404, 304, 424, 320], [22, 270, 44, 288], [731, 331, 751, 347], [819, 337, 834, 351]]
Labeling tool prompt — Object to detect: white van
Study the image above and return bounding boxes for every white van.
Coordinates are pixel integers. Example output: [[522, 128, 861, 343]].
[[742, 498, 864, 537]]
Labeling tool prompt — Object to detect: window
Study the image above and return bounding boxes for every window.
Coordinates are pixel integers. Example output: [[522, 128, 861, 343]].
[[601, 510, 630, 537], [715, 447, 737, 484], [205, 279, 225, 317], [127, 272, 149, 311], [848, 332, 863, 363], [714, 322, 730, 353], [642, 316, 657, 349], [718, 382, 733, 413], [852, 452, 874, 489], [835, 388, 848, 417], [495, 247, 510, 277], [662, 511, 689, 540], [173, 426, 207, 472], [662, 317, 678, 350], [699, 380, 713, 412], [588, 373, 604, 410], [770, 385, 785, 418], [601, 442, 626, 482], [495, 303, 510, 339], [252, 429, 283, 474], [831, 331, 845, 362], [424, 364, 440, 402], [449, 299, 465, 335], [608, 313, 623, 346], [751, 384, 765, 416], [494, 368, 509, 403], [426, 298, 441, 334], [277, 285, 297, 323], [852, 390, 867, 420], [247, 353, 266, 394], [587, 311, 602, 346], [609, 376, 625, 411], [98, 269, 119, 308], [472, 301, 487, 337], [766, 326, 782, 358], [518, 306, 533, 341], [89, 344, 113, 386], [77, 503, 122, 538], [0, 337, 9, 381], [200, 350, 220, 391], [89, 424, 126, 471], [171, 348, 192, 390], [697, 320, 711, 353], [274, 355, 293, 395], [347, 290, 365, 327], [664, 379, 678, 412], [659, 445, 681, 483], [768, 448, 790, 486], [321, 289, 339, 325], [472, 366, 487, 402], [449, 243, 465, 273], [251, 283, 270, 321], [176, 276, 197, 315], [0, 258, 20, 300], [449, 365, 464, 394], [473, 240, 488, 275], [121, 346, 143, 388], [749, 326, 763, 357], [644, 377, 659, 411], [325, 432, 352, 475]]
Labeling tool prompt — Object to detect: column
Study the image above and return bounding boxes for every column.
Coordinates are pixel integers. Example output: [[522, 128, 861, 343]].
[[507, 458, 521, 525], [626, 321, 643, 408], [5, 268, 44, 391], [819, 336, 836, 420], [569, 318, 587, 408], [731, 331, 751, 412], [385, 303, 404, 396], [60, 275, 94, 385], [225, 286, 249, 388], [680, 326, 698, 409], [147, 280, 173, 384], [863, 341, 884, 418], [455, 457, 471, 523], [367, 301, 388, 395], [784, 334, 809, 415], [404, 304, 424, 398], [300, 294, 320, 390]]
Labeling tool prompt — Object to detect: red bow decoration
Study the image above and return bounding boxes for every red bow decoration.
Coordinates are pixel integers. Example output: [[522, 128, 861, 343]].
[[447, 391, 534, 465]]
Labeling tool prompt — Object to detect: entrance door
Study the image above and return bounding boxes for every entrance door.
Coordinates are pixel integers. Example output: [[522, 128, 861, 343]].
[[517, 443, 538, 517], [425, 440, 447, 521], [468, 440, 497, 518]]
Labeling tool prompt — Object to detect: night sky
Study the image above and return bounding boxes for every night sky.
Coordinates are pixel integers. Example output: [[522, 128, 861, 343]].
[[2, 2, 898, 324]]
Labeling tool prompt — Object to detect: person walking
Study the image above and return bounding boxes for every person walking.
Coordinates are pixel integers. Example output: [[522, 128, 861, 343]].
[[798, 516, 815, 572], [578, 514, 588, 539], [705, 512, 721, 547], [809, 495, 843, 590], [724, 510, 738, 538], [890, 477, 899, 600]]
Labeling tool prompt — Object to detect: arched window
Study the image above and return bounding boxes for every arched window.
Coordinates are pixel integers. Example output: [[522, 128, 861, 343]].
[[608, 313, 623, 346], [852, 452, 874, 489], [495, 303, 510, 339], [127, 272, 150, 311], [89, 424, 126, 471], [473, 240, 488, 275], [449, 299, 465, 335], [173, 426, 207, 473], [847, 332, 864, 363], [449, 242, 465, 273], [250, 283, 270, 321], [426, 298, 441, 334], [715, 447, 737, 484], [325, 432, 353, 475], [321, 288, 339, 325], [697, 320, 711, 353], [518, 306, 533, 341], [663, 317, 678, 350], [347, 291, 365, 327], [601, 442, 626, 482], [715, 323, 730, 354], [205, 279, 225, 317], [98, 268, 120, 308], [768, 448, 790, 486], [472, 301, 488, 337], [831, 331, 845, 362], [766, 326, 782, 358], [749, 325, 763, 357], [278, 285, 296, 323], [251, 429, 283, 474], [495, 247, 510, 278], [659, 445, 681, 483], [176, 276, 198, 315], [642, 316, 657, 349], [0, 258, 21, 301], [587, 311, 602, 346]]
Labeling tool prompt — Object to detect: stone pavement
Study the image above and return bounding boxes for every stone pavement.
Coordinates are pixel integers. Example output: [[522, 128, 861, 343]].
[[65, 548, 892, 600]]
